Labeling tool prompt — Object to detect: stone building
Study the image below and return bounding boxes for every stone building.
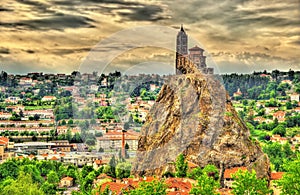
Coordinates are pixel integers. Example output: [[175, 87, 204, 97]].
[[175, 25, 213, 75]]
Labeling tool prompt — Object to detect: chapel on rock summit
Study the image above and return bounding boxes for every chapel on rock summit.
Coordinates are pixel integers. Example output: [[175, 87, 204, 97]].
[[175, 25, 214, 75]]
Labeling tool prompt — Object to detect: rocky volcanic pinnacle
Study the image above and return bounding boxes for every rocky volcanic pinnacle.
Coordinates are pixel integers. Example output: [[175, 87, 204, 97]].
[[131, 71, 270, 180]]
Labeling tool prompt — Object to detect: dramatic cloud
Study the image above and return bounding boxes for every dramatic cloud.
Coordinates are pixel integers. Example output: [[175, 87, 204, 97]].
[[0, 0, 299, 74]]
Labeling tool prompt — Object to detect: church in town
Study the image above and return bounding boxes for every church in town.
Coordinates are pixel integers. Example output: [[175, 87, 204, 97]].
[[175, 25, 214, 75]]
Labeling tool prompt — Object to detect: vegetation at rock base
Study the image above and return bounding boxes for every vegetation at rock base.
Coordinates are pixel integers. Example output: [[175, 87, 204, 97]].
[[175, 153, 188, 178], [189, 173, 220, 195], [276, 155, 300, 195], [231, 170, 272, 195], [123, 180, 168, 195]]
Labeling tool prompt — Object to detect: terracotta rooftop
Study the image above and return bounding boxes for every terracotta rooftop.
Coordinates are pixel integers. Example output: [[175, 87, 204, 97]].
[[224, 167, 247, 179], [61, 176, 73, 181], [94, 159, 103, 165], [189, 45, 204, 51], [50, 156, 59, 160], [97, 173, 114, 180], [165, 178, 192, 192], [100, 182, 128, 194], [271, 172, 284, 180], [168, 192, 189, 195], [0, 136, 9, 145]]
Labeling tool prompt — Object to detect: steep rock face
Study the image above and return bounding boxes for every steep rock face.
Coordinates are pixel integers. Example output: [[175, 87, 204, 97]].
[[131, 73, 270, 180]]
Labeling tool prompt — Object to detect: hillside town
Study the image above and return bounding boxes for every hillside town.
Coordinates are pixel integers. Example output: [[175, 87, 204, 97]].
[[0, 69, 299, 194]]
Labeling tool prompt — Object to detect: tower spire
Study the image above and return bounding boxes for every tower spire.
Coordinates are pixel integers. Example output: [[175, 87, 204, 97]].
[[180, 24, 184, 31]]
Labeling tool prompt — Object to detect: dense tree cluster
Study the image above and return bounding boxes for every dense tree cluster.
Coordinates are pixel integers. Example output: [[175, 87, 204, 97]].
[[263, 142, 295, 171]]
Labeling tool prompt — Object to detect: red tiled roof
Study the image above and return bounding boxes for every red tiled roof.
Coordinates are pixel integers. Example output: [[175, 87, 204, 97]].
[[97, 173, 113, 180], [168, 192, 189, 195], [271, 172, 284, 180], [189, 45, 204, 51], [100, 182, 127, 194], [61, 176, 73, 181], [165, 178, 192, 192], [122, 177, 157, 187], [43, 96, 56, 99], [50, 156, 58, 160], [94, 159, 103, 165], [224, 167, 247, 179], [273, 111, 286, 117], [0, 136, 9, 145]]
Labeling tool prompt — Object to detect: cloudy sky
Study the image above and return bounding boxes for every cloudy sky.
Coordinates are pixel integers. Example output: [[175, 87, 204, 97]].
[[0, 0, 299, 74]]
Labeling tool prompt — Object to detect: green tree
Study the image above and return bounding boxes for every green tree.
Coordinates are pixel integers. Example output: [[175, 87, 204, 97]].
[[125, 142, 129, 150], [175, 154, 188, 178], [116, 162, 131, 179], [108, 155, 117, 178], [272, 125, 286, 137], [33, 114, 40, 121], [40, 181, 57, 195], [47, 170, 59, 184], [81, 165, 94, 179], [58, 165, 67, 178], [0, 171, 45, 195], [66, 129, 72, 142], [126, 180, 167, 195], [187, 167, 202, 180], [276, 156, 300, 194], [67, 168, 77, 180], [124, 122, 130, 130], [286, 102, 293, 109], [92, 185, 111, 195], [37, 160, 55, 176], [81, 171, 96, 193], [20, 164, 43, 184], [61, 119, 66, 125], [0, 160, 19, 181], [202, 164, 219, 180], [67, 119, 74, 126], [189, 173, 220, 195], [231, 170, 271, 195]]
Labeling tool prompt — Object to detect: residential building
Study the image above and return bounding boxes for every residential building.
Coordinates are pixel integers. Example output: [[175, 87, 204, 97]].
[[273, 111, 286, 122], [291, 135, 300, 145], [50, 140, 73, 152], [41, 96, 56, 101], [290, 93, 300, 102], [224, 167, 247, 188], [60, 177, 74, 188], [97, 130, 139, 151], [270, 172, 284, 195], [0, 136, 14, 161], [5, 96, 20, 104], [270, 134, 288, 144], [233, 88, 243, 97], [0, 112, 12, 120]]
